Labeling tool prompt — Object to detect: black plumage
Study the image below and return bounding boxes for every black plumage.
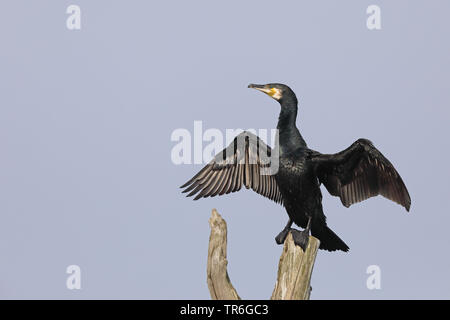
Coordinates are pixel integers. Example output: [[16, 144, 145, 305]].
[[180, 83, 411, 252]]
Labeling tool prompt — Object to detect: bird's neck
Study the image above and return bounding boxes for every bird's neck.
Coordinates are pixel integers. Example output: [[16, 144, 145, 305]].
[[276, 99, 307, 154]]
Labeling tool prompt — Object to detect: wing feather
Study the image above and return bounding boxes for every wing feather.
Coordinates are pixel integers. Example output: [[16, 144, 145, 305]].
[[313, 139, 411, 211], [181, 131, 283, 204]]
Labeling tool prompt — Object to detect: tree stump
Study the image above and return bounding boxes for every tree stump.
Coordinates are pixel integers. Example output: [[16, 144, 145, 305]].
[[206, 209, 320, 300]]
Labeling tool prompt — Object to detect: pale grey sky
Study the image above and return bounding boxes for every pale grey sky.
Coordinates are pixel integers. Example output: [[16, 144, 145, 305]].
[[0, 1, 449, 299]]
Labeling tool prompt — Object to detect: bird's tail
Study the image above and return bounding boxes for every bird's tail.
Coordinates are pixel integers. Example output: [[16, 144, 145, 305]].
[[313, 226, 349, 252]]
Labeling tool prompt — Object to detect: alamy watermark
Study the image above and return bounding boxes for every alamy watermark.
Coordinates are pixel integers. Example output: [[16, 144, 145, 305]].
[[66, 265, 81, 290], [171, 121, 280, 175], [367, 5, 381, 30], [66, 5, 81, 30], [366, 265, 381, 290]]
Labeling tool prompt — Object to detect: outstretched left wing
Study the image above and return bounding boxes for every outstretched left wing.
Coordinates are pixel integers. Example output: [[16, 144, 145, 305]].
[[311, 138, 411, 211], [180, 131, 283, 204]]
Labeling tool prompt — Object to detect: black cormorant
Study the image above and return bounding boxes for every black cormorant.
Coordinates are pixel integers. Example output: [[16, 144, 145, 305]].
[[180, 83, 411, 252]]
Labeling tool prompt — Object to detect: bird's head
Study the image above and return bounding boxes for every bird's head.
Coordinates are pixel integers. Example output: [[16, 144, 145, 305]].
[[248, 83, 297, 105]]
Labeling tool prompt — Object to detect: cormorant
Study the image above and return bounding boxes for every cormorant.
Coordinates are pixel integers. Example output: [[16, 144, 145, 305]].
[[180, 83, 411, 252]]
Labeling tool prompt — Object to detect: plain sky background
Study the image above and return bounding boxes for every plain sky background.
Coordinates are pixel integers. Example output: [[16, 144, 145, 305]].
[[0, 1, 449, 299]]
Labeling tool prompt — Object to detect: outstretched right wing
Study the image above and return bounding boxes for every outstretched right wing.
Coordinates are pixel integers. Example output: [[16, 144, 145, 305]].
[[180, 131, 283, 204]]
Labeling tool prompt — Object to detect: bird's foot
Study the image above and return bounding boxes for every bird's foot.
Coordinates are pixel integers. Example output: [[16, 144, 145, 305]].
[[275, 228, 291, 245], [290, 229, 310, 252]]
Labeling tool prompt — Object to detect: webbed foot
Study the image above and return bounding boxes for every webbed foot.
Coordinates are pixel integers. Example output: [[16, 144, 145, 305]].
[[290, 229, 310, 252], [275, 227, 291, 245]]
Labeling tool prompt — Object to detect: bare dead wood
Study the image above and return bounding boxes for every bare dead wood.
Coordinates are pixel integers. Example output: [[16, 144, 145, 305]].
[[270, 232, 320, 300], [207, 209, 240, 300], [206, 208, 320, 300]]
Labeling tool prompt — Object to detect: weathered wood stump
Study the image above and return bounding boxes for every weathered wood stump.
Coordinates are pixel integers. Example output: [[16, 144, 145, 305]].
[[207, 208, 320, 300]]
